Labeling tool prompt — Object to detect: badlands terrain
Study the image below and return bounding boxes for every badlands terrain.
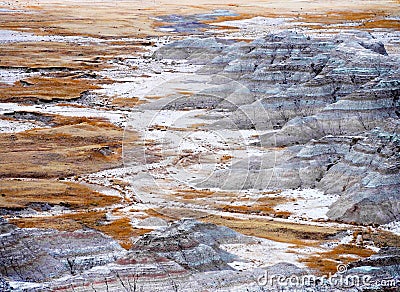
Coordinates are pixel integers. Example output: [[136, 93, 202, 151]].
[[0, 0, 399, 291]]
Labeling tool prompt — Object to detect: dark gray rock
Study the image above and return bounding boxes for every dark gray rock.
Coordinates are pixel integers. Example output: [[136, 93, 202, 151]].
[[151, 32, 399, 225], [0, 227, 126, 282], [0, 276, 11, 292], [132, 218, 255, 272]]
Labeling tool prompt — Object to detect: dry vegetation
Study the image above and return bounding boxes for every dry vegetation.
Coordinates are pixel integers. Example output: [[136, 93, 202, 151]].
[[111, 97, 147, 108], [202, 214, 381, 275], [220, 196, 294, 218], [220, 154, 233, 162], [0, 116, 129, 178], [296, 10, 400, 30], [203, 214, 343, 245], [300, 244, 375, 275], [0, 41, 143, 70], [170, 189, 292, 217], [0, 179, 121, 209], [297, 228, 400, 275], [10, 211, 151, 249], [1, 0, 397, 42], [172, 189, 237, 200], [146, 207, 209, 220], [0, 75, 101, 102]]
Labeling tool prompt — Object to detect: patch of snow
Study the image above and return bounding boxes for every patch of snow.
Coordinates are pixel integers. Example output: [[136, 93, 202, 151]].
[[0, 68, 39, 85], [207, 17, 296, 40], [221, 237, 304, 271], [365, 245, 380, 253], [350, 266, 381, 273], [79, 181, 124, 198], [134, 217, 168, 229], [227, 261, 259, 271], [275, 189, 339, 220], [0, 8, 32, 13], [0, 102, 126, 126], [98, 61, 202, 99], [159, 27, 176, 32], [321, 231, 353, 249], [0, 118, 38, 133], [340, 234, 354, 245], [9, 281, 43, 290], [379, 221, 400, 236], [0, 29, 102, 44], [148, 109, 206, 129], [212, 17, 294, 29]]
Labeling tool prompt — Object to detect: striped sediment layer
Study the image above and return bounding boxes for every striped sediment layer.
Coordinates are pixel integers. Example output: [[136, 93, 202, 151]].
[[152, 31, 399, 225]]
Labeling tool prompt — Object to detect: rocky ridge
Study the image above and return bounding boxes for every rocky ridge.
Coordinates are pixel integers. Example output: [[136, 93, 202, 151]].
[[0, 219, 274, 291], [150, 31, 400, 225]]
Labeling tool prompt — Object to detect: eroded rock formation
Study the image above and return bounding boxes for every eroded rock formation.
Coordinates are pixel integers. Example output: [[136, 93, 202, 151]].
[[152, 31, 399, 225]]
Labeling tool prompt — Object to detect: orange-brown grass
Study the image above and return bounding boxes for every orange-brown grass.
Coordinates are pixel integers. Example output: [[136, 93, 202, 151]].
[[202, 215, 342, 245], [170, 189, 292, 217], [273, 211, 293, 218], [189, 123, 207, 129], [55, 103, 88, 108], [96, 217, 152, 249], [177, 91, 194, 96], [297, 10, 400, 30], [196, 13, 257, 32], [363, 229, 400, 248], [145, 208, 176, 221], [0, 179, 121, 209], [298, 11, 381, 25], [300, 244, 375, 275], [221, 196, 293, 217], [111, 97, 147, 108], [3, 0, 399, 41], [326, 11, 385, 22], [319, 19, 400, 31], [145, 95, 166, 100], [364, 19, 400, 30], [261, 190, 282, 195], [0, 76, 100, 102], [0, 41, 142, 70], [147, 124, 192, 132], [19, 3, 153, 38], [151, 21, 175, 32], [6, 112, 109, 128], [109, 179, 130, 188], [147, 207, 209, 220], [266, 146, 287, 151], [232, 38, 253, 43], [0, 117, 128, 178], [10, 211, 151, 249], [220, 154, 233, 162], [203, 13, 255, 25], [173, 189, 238, 200], [220, 205, 292, 218]]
